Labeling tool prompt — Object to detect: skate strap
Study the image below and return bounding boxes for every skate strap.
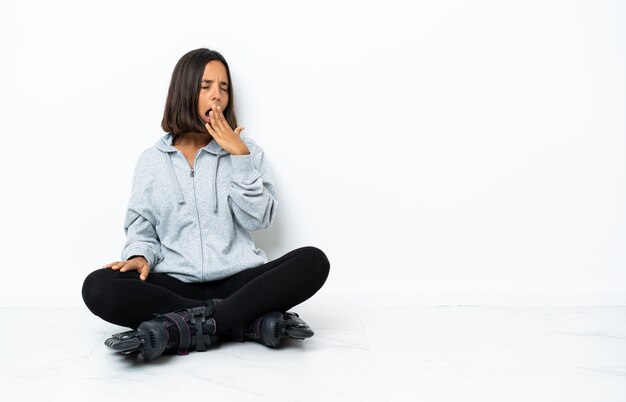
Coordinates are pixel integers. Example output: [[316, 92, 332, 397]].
[[189, 306, 214, 352], [164, 312, 192, 355]]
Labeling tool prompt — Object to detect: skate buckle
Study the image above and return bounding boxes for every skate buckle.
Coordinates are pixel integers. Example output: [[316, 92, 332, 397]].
[[190, 307, 207, 324], [189, 307, 209, 352]]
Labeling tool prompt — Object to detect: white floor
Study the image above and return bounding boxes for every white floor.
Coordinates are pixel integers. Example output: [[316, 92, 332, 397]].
[[1, 294, 625, 401]]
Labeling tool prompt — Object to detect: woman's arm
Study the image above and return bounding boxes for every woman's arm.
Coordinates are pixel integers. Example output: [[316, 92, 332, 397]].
[[228, 146, 278, 231], [203, 105, 278, 231], [120, 154, 164, 268], [121, 211, 163, 269]]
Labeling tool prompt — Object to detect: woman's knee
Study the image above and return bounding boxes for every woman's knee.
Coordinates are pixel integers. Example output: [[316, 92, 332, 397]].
[[298, 246, 330, 285], [81, 268, 115, 313]]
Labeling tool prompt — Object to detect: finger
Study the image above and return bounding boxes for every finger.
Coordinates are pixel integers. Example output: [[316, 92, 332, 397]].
[[214, 105, 230, 132], [205, 120, 219, 138], [209, 110, 224, 133], [139, 266, 149, 281], [234, 127, 245, 137]]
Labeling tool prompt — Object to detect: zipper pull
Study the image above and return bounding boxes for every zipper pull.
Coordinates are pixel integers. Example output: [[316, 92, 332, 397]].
[[190, 169, 194, 177]]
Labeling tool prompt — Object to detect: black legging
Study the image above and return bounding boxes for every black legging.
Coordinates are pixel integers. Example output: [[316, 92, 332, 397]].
[[82, 246, 330, 337]]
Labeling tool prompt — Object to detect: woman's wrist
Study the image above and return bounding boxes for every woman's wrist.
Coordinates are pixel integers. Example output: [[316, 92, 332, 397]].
[[230, 142, 250, 156]]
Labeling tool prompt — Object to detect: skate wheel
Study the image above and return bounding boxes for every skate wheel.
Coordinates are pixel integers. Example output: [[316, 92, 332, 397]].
[[105, 337, 143, 352], [285, 326, 314, 340]]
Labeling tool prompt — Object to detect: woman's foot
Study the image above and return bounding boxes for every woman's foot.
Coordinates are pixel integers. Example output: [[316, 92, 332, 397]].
[[105, 306, 218, 361], [236, 311, 315, 348]]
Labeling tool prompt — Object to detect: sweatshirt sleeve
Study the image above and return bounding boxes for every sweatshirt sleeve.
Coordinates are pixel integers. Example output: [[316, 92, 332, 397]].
[[120, 154, 163, 268], [227, 144, 278, 231]]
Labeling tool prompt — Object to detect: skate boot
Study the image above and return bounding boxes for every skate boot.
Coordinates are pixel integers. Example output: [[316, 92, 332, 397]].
[[234, 311, 315, 348], [105, 305, 218, 361]]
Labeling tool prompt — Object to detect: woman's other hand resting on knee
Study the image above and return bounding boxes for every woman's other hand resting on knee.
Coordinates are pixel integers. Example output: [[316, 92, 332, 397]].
[[102, 256, 151, 281]]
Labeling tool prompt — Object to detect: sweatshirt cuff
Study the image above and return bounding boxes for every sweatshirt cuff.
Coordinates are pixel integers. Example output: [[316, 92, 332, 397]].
[[121, 245, 155, 268], [230, 153, 260, 184]]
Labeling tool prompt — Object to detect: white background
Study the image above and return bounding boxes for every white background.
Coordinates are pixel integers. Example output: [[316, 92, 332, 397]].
[[0, 0, 624, 306]]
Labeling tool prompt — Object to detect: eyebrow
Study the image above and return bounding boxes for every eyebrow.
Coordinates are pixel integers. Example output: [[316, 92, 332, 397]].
[[201, 80, 229, 86]]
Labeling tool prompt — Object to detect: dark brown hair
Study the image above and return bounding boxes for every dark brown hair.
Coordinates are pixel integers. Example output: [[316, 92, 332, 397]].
[[161, 48, 238, 140]]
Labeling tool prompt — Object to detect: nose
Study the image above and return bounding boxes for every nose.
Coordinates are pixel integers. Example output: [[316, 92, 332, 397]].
[[209, 87, 221, 103]]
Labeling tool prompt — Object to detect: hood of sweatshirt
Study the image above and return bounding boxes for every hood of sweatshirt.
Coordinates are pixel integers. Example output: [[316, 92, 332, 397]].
[[154, 133, 229, 213]]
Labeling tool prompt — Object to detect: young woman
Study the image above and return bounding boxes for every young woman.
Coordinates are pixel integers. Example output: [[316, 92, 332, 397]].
[[82, 48, 330, 361]]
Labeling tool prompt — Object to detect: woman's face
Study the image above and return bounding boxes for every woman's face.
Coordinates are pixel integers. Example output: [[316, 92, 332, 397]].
[[198, 60, 230, 126]]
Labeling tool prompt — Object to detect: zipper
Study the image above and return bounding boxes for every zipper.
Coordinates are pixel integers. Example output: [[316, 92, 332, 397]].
[[191, 149, 204, 281], [179, 149, 204, 281]]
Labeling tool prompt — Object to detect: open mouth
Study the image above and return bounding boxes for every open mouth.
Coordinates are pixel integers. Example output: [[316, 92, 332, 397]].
[[201, 107, 212, 124]]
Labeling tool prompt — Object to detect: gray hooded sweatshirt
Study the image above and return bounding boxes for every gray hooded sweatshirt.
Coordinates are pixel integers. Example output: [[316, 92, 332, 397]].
[[120, 132, 277, 282]]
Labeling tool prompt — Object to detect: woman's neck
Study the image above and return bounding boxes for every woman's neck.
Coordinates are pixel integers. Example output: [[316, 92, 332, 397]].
[[173, 132, 213, 148]]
